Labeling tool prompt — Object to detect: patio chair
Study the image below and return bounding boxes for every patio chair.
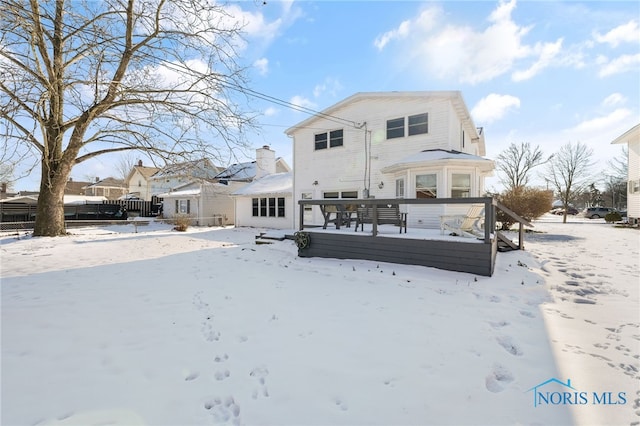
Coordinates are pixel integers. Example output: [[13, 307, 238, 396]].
[[440, 204, 485, 238]]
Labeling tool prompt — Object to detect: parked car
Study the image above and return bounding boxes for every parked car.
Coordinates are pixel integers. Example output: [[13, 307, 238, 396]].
[[552, 207, 579, 215], [582, 207, 615, 219]]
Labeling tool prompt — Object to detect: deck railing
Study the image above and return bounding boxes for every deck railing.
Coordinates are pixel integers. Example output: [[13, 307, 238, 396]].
[[298, 196, 532, 248]]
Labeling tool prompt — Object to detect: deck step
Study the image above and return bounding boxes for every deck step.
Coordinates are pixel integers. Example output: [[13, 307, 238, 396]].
[[496, 231, 520, 252]]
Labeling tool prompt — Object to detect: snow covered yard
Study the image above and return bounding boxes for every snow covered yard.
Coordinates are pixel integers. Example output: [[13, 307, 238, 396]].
[[1, 216, 637, 426]]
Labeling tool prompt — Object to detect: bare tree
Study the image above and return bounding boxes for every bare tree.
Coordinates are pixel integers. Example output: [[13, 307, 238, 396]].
[[603, 147, 628, 210], [546, 141, 594, 223], [496, 142, 547, 190], [0, 0, 254, 236], [115, 154, 137, 182]]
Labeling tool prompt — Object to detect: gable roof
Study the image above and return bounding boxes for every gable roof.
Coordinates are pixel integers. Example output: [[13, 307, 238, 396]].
[[232, 172, 292, 196], [611, 123, 640, 145], [285, 91, 484, 154], [152, 158, 223, 180], [214, 161, 256, 181], [214, 157, 291, 182], [381, 149, 494, 174], [84, 177, 126, 189], [127, 165, 161, 182]]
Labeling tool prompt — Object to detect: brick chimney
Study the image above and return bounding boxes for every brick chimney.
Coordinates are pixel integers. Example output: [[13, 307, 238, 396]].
[[255, 145, 275, 180]]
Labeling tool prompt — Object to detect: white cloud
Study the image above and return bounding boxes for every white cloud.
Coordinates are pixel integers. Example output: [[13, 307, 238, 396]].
[[602, 93, 626, 108], [264, 106, 278, 117], [512, 38, 563, 81], [373, 0, 562, 85], [253, 58, 269, 75], [471, 94, 521, 124], [593, 20, 640, 48], [313, 77, 343, 98], [289, 95, 317, 111], [597, 53, 640, 77], [567, 108, 632, 134], [374, 19, 413, 51]]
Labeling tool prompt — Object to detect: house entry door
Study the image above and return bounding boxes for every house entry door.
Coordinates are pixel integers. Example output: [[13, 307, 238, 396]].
[[301, 192, 315, 225]]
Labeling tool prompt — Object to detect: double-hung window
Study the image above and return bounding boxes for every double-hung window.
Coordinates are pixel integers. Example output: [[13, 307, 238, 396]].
[[329, 129, 344, 148], [386, 117, 405, 139], [387, 113, 429, 139], [395, 178, 405, 198], [314, 133, 327, 150], [416, 174, 437, 198], [315, 129, 344, 150], [408, 113, 428, 136], [451, 174, 471, 198], [176, 199, 190, 214]]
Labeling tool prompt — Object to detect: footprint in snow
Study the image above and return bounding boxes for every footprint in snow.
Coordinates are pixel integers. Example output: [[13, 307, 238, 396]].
[[485, 364, 514, 393], [204, 396, 240, 424], [496, 335, 523, 356]]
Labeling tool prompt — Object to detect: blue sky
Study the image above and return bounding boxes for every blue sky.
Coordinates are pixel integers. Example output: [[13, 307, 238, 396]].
[[15, 0, 640, 192]]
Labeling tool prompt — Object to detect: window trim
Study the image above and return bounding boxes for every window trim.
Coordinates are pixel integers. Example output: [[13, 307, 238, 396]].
[[386, 112, 429, 140], [314, 128, 344, 150], [251, 197, 286, 218], [408, 112, 428, 136], [451, 173, 471, 198], [386, 117, 405, 139], [416, 173, 437, 198]]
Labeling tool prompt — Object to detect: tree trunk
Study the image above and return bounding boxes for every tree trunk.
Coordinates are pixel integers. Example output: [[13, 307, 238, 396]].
[[33, 160, 73, 236]]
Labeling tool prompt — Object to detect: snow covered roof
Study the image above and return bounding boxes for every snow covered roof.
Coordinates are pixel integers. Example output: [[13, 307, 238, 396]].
[[381, 149, 494, 174], [214, 161, 256, 181], [232, 172, 292, 196], [152, 159, 223, 180], [157, 188, 201, 198]]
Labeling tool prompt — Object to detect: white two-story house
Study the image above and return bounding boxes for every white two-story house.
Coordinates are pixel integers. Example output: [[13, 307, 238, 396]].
[[285, 91, 494, 228]]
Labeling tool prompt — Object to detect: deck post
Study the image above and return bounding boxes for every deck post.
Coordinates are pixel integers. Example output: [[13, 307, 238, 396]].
[[372, 204, 378, 236], [484, 199, 492, 243], [519, 223, 524, 250], [299, 203, 304, 230]]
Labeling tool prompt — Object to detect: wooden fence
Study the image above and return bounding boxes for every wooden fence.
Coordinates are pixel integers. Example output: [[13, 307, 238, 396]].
[[0, 198, 161, 224]]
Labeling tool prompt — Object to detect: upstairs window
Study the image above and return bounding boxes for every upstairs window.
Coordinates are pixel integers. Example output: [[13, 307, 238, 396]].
[[329, 129, 344, 148], [315, 129, 344, 150], [387, 113, 429, 139], [386, 117, 405, 139], [408, 113, 428, 136], [314, 133, 327, 150]]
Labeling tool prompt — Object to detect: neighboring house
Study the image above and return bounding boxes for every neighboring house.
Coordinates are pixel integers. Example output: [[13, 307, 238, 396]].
[[157, 148, 291, 227], [125, 160, 161, 201], [65, 178, 92, 195], [285, 91, 495, 228], [149, 158, 224, 197], [612, 123, 640, 225], [228, 146, 293, 229], [158, 181, 235, 226], [213, 146, 291, 184], [84, 177, 128, 200], [232, 172, 293, 229]]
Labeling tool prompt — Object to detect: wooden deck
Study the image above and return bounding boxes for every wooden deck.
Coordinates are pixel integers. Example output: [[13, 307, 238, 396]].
[[295, 197, 528, 277], [296, 228, 497, 276]]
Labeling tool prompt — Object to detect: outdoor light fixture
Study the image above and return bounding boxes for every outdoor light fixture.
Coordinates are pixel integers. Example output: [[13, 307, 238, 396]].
[[378, 181, 384, 189], [312, 180, 318, 185]]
